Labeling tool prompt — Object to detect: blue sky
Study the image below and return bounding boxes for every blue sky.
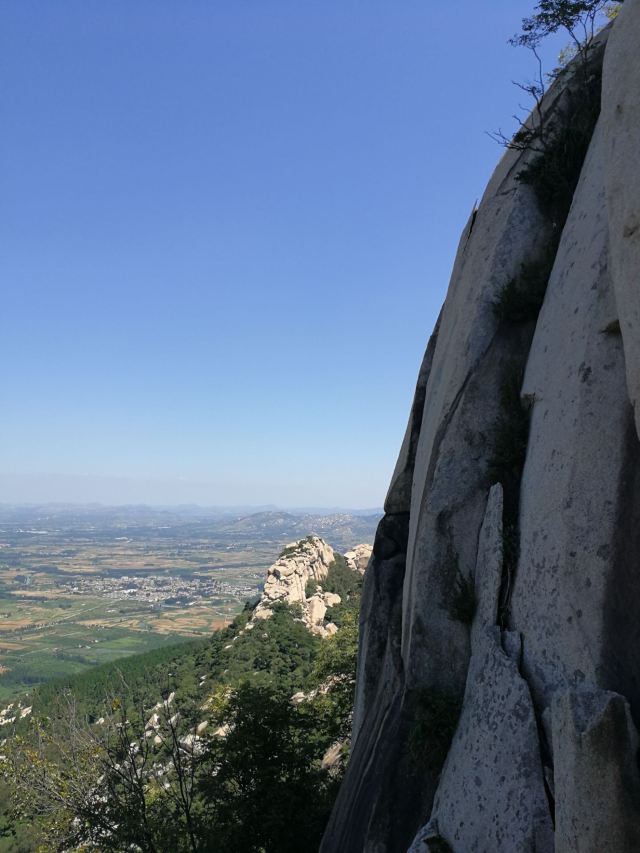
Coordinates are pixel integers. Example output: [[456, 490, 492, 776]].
[[1, 1, 571, 508]]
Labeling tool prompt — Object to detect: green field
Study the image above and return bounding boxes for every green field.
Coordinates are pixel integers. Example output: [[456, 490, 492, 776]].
[[0, 593, 196, 703], [0, 588, 245, 704]]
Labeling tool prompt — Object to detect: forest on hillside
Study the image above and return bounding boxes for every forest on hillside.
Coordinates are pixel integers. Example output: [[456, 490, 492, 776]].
[[0, 551, 363, 852]]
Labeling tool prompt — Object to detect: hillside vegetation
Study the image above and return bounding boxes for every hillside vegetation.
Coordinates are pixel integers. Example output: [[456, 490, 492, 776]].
[[0, 543, 363, 852]]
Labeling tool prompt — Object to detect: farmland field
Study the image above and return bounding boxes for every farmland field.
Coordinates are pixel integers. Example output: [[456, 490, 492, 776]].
[[0, 504, 379, 702]]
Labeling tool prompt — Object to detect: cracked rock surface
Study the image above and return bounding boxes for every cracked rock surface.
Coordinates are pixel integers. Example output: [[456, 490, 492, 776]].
[[322, 6, 640, 851]]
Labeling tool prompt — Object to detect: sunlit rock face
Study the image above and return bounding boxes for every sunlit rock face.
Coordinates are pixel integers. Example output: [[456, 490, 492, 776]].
[[250, 535, 365, 637], [253, 535, 335, 614], [322, 5, 640, 851], [344, 544, 373, 575], [252, 536, 336, 636]]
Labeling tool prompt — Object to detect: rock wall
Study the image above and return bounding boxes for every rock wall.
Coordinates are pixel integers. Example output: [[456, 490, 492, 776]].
[[322, 5, 640, 851]]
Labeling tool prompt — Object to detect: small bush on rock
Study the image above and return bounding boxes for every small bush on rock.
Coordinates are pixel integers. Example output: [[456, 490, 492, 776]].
[[492, 0, 610, 224], [305, 577, 321, 598], [517, 65, 602, 222], [322, 554, 363, 628]]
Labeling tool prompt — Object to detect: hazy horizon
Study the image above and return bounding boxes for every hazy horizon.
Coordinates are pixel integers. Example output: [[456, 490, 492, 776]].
[[0, 471, 384, 511]]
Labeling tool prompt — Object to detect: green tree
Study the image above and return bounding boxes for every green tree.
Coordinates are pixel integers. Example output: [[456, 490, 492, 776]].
[[491, 0, 621, 158], [513, 1, 621, 50], [2, 691, 204, 853], [199, 682, 336, 853], [302, 608, 360, 751]]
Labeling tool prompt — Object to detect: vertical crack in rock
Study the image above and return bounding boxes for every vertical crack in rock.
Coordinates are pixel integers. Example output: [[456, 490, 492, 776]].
[[487, 36, 607, 636], [470, 483, 503, 649], [410, 489, 553, 853], [408, 624, 554, 853]]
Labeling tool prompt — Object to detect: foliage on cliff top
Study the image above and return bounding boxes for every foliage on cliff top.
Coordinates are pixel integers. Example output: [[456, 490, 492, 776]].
[[492, 0, 618, 198], [322, 553, 363, 628], [512, 1, 621, 49]]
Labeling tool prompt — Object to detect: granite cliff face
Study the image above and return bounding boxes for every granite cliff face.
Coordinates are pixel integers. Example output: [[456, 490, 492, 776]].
[[322, 5, 640, 851]]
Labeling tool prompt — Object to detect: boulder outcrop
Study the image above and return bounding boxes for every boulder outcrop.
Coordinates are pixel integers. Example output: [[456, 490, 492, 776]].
[[253, 535, 335, 617], [322, 6, 640, 851], [344, 544, 373, 575], [251, 535, 366, 637]]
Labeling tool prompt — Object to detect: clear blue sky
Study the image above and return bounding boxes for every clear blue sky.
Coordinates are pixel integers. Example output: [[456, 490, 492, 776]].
[[1, 1, 571, 508]]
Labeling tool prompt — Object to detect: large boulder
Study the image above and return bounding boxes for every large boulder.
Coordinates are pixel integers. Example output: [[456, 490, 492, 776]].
[[307, 594, 328, 626]]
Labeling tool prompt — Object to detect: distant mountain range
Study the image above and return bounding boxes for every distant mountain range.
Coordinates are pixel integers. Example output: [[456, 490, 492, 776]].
[[0, 504, 381, 552], [0, 502, 381, 518], [210, 511, 380, 550]]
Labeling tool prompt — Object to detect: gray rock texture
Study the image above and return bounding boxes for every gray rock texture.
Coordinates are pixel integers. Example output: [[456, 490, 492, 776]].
[[510, 119, 634, 710], [552, 688, 640, 853], [603, 0, 640, 438], [402, 164, 549, 694], [323, 9, 640, 852], [470, 483, 503, 650], [409, 628, 554, 853]]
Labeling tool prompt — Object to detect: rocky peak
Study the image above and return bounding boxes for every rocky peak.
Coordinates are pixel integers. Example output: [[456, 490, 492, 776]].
[[252, 536, 342, 636]]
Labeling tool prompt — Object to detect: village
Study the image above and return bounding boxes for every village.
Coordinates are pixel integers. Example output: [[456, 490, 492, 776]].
[[59, 572, 260, 607]]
